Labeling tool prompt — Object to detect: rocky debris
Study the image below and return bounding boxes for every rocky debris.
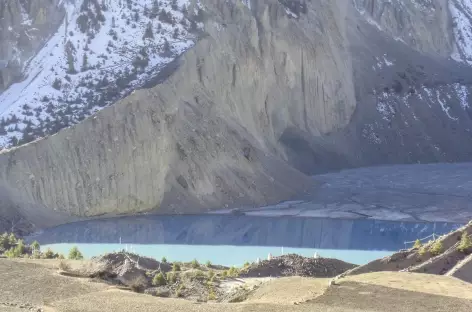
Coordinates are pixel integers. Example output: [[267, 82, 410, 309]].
[[144, 287, 171, 298], [342, 221, 472, 283], [0, 302, 42, 311], [219, 285, 255, 303], [240, 254, 356, 278], [91, 252, 171, 286]]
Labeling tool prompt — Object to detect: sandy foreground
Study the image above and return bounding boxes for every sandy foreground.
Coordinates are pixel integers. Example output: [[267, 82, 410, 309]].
[[1, 259, 472, 312]]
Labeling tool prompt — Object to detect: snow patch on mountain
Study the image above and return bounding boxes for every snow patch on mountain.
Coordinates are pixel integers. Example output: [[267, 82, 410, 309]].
[[450, 0, 472, 64], [0, 0, 204, 148]]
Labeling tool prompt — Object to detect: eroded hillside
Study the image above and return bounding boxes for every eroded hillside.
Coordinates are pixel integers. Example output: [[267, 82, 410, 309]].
[[0, 0, 471, 232]]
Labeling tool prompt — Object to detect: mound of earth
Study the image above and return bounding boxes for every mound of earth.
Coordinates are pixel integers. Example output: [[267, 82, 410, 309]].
[[341, 221, 472, 283], [240, 254, 356, 278], [91, 252, 171, 286]]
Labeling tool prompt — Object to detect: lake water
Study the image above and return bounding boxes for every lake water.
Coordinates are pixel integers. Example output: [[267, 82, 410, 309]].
[[30, 215, 461, 266]]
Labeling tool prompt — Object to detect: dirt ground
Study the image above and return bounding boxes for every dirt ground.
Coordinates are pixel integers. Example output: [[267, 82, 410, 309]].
[[2, 259, 472, 312]]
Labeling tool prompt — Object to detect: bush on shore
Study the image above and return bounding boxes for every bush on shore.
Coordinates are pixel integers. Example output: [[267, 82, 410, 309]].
[[68, 246, 84, 260]]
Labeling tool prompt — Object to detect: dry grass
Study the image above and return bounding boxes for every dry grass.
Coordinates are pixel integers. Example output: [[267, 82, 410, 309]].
[[58, 260, 71, 272], [3, 259, 472, 312], [343, 271, 472, 300], [0, 258, 108, 307], [246, 277, 330, 304]]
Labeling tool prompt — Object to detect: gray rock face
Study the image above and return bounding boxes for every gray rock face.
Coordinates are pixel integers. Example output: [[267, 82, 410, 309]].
[[0, 0, 64, 91], [0, 0, 471, 231], [353, 0, 454, 56]]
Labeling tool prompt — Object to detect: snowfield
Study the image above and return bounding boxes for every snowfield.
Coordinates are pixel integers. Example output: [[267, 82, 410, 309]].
[[0, 0, 202, 148]]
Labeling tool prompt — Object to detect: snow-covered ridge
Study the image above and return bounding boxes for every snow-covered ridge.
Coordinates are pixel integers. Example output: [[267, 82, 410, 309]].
[[0, 0, 203, 148]]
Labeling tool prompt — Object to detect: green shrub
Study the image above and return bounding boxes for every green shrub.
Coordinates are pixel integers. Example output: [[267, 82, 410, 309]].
[[44, 248, 55, 259], [205, 260, 212, 267], [418, 245, 427, 256], [221, 270, 228, 278], [161, 256, 167, 263], [152, 272, 166, 286], [208, 287, 217, 301], [30, 240, 40, 251], [228, 266, 239, 277], [8, 233, 17, 245], [58, 254, 65, 259], [175, 284, 185, 297], [166, 272, 177, 284], [31, 250, 41, 259], [191, 259, 200, 268], [172, 262, 181, 272], [0, 233, 8, 248], [129, 275, 147, 293], [458, 232, 472, 253], [413, 239, 422, 249], [5, 247, 20, 258], [193, 270, 204, 278], [68, 246, 84, 260], [16, 240, 25, 254], [5, 239, 25, 258], [430, 240, 443, 256], [207, 269, 215, 279]]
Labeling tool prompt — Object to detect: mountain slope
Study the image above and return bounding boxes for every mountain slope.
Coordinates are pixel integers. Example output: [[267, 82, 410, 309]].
[[0, 0, 471, 233], [341, 220, 472, 283], [0, 0, 200, 147]]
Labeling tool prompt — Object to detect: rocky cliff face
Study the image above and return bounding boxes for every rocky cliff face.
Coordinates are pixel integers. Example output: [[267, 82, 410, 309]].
[[0, 0, 471, 232]]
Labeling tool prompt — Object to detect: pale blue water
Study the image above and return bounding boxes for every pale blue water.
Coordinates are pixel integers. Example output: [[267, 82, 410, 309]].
[[31, 214, 461, 266], [41, 243, 391, 266]]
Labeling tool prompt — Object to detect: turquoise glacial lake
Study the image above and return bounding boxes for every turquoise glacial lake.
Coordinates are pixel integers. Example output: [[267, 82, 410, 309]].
[[31, 214, 461, 266], [41, 243, 392, 266]]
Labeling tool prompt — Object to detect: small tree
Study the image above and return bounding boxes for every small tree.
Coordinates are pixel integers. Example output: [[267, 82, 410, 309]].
[[44, 248, 55, 259], [166, 271, 177, 284], [143, 22, 154, 40], [16, 239, 25, 254], [52, 78, 62, 90], [207, 269, 215, 279], [430, 240, 443, 256], [172, 262, 181, 272], [151, 0, 160, 18], [68, 246, 84, 260], [413, 239, 422, 249], [30, 240, 40, 252], [458, 232, 472, 253], [208, 287, 217, 301], [161, 256, 167, 263], [228, 266, 239, 277], [173, 27, 179, 39], [5, 240, 25, 258], [171, 0, 178, 10], [81, 53, 88, 72], [8, 233, 17, 245], [205, 260, 212, 267], [152, 272, 166, 286], [0, 233, 8, 248], [191, 259, 199, 268]]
